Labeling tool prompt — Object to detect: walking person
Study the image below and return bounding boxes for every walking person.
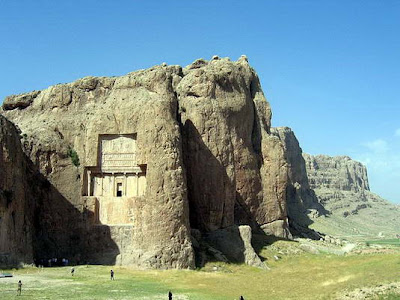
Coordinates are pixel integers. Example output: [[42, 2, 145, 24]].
[[17, 280, 22, 296], [110, 269, 114, 280], [71, 267, 75, 276], [168, 291, 173, 300]]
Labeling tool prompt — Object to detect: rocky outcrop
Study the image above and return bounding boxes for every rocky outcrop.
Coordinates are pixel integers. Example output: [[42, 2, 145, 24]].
[[303, 154, 369, 193], [0, 56, 293, 268], [303, 154, 371, 214], [204, 225, 268, 269], [178, 57, 289, 237], [272, 127, 325, 238], [0, 116, 35, 266], [303, 154, 400, 239], [4, 56, 399, 268], [1, 67, 194, 269], [2, 91, 41, 110], [0, 115, 121, 267]]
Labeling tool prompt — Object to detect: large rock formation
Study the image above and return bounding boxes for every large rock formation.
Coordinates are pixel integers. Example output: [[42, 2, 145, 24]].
[[0, 56, 292, 269], [0, 114, 122, 267], [303, 154, 400, 239], [304, 154, 369, 193], [2, 56, 398, 269], [0, 116, 34, 266], [271, 127, 326, 237], [178, 57, 289, 237]]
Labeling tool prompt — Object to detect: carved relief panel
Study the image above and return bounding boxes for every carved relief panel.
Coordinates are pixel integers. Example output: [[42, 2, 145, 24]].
[[100, 135, 139, 173]]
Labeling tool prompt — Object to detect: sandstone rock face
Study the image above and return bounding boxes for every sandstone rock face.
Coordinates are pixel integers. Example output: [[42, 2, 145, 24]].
[[303, 154, 400, 239], [272, 127, 325, 238], [2, 91, 41, 110], [205, 225, 268, 269], [4, 57, 398, 267], [0, 115, 35, 266], [1, 57, 293, 268], [2, 68, 194, 269], [303, 154, 371, 214], [303, 154, 369, 193], [178, 57, 289, 237]]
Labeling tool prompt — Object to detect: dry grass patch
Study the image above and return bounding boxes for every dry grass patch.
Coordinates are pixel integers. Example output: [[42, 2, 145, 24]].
[[1, 250, 400, 299]]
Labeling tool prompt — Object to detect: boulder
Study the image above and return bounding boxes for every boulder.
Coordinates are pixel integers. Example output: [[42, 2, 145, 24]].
[[205, 225, 268, 269]]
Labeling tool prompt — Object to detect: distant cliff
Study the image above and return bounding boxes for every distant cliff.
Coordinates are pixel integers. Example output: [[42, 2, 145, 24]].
[[304, 154, 369, 193], [303, 154, 400, 239]]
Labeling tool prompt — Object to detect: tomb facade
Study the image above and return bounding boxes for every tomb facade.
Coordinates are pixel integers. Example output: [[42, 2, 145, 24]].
[[84, 134, 146, 225]]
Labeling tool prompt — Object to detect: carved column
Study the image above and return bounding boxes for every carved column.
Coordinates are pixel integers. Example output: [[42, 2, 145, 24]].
[[136, 173, 139, 196], [87, 170, 91, 196], [112, 173, 115, 197], [100, 175, 103, 196], [124, 173, 127, 196]]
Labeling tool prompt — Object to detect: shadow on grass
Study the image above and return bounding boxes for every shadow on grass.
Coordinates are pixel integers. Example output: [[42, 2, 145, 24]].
[[252, 231, 298, 261]]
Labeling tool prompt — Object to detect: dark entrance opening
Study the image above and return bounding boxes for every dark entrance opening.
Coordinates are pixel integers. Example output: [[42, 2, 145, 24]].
[[116, 183, 123, 197]]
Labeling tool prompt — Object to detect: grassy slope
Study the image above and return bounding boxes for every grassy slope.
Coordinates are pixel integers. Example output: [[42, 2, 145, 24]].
[[309, 189, 400, 242], [1, 241, 400, 300], [367, 239, 400, 246]]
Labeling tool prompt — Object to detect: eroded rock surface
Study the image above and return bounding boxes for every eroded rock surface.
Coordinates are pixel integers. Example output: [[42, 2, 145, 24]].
[[178, 58, 289, 237], [303, 154, 400, 239], [304, 154, 369, 193], [204, 225, 268, 269], [0, 116, 34, 266], [272, 127, 326, 238], [1, 67, 194, 269], [1, 57, 296, 268], [3, 56, 398, 268]]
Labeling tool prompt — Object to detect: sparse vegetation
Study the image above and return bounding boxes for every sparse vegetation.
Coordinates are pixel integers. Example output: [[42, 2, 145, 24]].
[[1, 247, 400, 299], [366, 239, 400, 246], [67, 147, 80, 167]]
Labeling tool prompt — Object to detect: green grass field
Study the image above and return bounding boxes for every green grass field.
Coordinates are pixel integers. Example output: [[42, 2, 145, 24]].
[[1, 241, 400, 299], [366, 239, 400, 246]]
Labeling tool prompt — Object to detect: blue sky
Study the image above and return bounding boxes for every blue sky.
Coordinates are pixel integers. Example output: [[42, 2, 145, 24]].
[[1, 1, 399, 203]]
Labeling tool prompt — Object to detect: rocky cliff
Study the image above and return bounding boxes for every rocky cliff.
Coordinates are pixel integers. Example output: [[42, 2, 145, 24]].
[[3, 56, 396, 269], [304, 154, 369, 193], [303, 154, 400, 239], [271, 127, 327, 238], [0, 115, 35, 266], [0, 56, 292, 269]]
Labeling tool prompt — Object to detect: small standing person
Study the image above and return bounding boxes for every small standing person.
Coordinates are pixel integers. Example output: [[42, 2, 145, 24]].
[[110, 269, 114, 280], [71, 267, 75, 276], [168, 291, 173, 300], [17, 280, 22, 296]]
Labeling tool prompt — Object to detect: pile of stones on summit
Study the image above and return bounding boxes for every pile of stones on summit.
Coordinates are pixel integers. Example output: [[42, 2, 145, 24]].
[[0, 56, 395, 269]]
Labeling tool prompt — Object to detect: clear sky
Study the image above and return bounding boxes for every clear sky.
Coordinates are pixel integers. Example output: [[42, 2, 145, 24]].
[[1, 1, 399, 203]]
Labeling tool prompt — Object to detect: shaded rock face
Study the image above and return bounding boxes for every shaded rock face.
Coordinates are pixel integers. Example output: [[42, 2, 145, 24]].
[[0, 115, 120, 267], [204, 225, 268, 269], [272, 127, 326, 238], [178, 58, 289, 236], [0, 116, 34, 266], [0, 57, 292, 268], [1, 68, 194, 269]]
